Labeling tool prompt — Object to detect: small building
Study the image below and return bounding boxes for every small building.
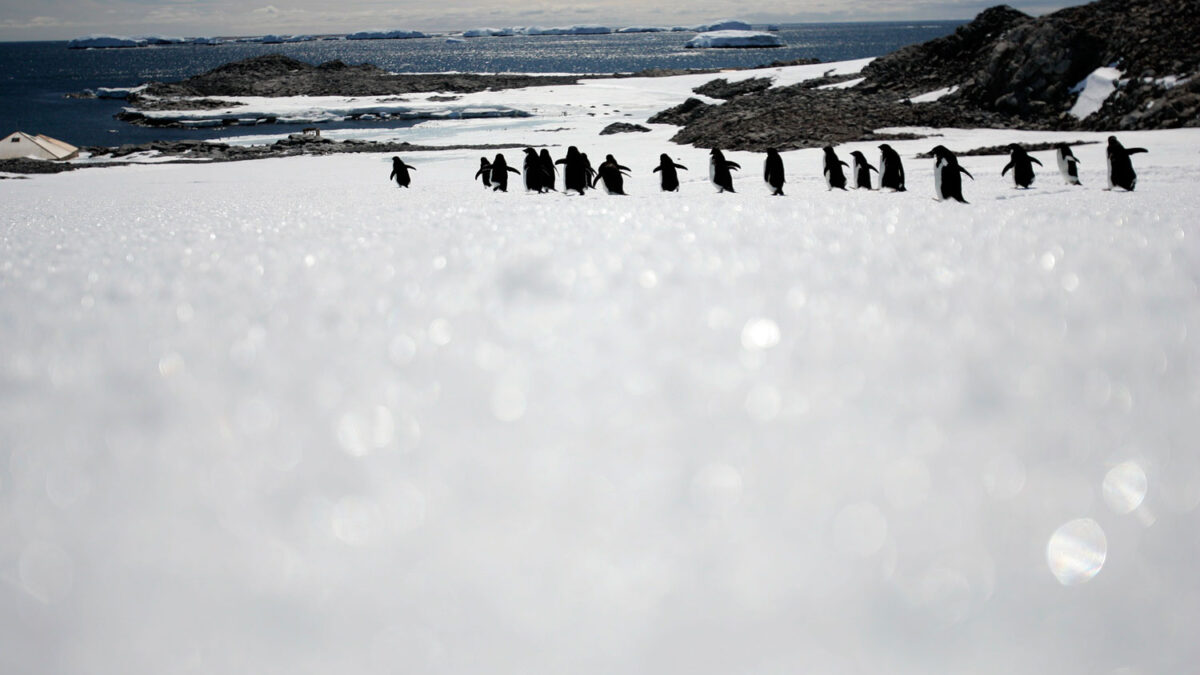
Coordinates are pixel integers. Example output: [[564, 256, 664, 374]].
[[0, 132, 80, 161]]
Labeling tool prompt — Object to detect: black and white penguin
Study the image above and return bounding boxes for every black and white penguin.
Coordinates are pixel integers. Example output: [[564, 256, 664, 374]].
[[556, 146, 589, 195], [1055, 143, 1082, 186], [930, 145, 973, 203], [709, 148, 740, 193], [652, 153, 688, 192], [389, 156, 416, 188], [474, 157, 493, 188], [580, 153, 598, 190], [1106, 136, 1148, 191], [878, 144, 906, 192], [593, 154, 631, 194], [523, 148, 546, 193], [849, 151, 877, 190], [489, 152, 521, 192], [539, 149, 558, 191], [763, 148, 785, 196], [1001, 144, 1042, 189], [822, 146, 849, 190]]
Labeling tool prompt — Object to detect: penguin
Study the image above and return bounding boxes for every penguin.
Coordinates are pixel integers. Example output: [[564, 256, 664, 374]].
[[930, 145, 973, 203], [878, 144, 906, 192], [555, 146, 589, 195], [1106, 136, 1148, 191], [539, 149, 558, 192], [1055, 143, 1082, 186], [763, 148, 785, 196], [652, 153, 688, 192], [474, 157, 493, 188], [822, 146, 850, 190], [709, 148, 740, 193], [1001, 144, 1042, 189], [522, 147, 546, 193], [849, 151, 877, 190], [489, 152, 521, 192], [580, 153, 598, 190], [593, 154, 631, 194], [389, 156, 416, 188]]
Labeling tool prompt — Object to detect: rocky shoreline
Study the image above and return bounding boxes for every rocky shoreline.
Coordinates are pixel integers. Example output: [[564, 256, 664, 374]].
[[663, 0, 1199, 150]]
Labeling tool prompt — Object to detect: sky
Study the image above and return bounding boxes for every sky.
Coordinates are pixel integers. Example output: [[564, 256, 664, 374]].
[[0, 0, 1078, 42]]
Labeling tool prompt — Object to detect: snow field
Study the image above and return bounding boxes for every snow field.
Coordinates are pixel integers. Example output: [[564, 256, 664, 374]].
[[3, 61, 1200, 675]]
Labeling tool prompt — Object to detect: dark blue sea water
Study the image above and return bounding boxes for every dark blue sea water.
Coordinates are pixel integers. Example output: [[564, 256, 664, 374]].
[[0, 23, 961, 148]]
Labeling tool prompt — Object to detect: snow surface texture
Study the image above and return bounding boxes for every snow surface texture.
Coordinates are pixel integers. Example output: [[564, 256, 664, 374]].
[[3, 61, 1200, 675], [1069, 67, 1123, 119], [685, 30, 784, 49]]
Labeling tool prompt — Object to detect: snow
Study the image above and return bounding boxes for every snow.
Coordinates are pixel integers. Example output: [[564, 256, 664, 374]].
[[908, 84, 960, 103], [685, 30, 785, 49], [1069, 66, 1122, 119], [818, 77, 866, 90], [3, 60, 1200, 675], [346, 30, 428, 40]]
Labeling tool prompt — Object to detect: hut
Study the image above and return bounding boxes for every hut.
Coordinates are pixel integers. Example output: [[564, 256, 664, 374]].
[[0, 132, 80, 161]]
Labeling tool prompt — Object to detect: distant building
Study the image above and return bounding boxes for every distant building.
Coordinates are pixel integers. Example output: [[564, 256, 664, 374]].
[[0, 132, 80, 161]]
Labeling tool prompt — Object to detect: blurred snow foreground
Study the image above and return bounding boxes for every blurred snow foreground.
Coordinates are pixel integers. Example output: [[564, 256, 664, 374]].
[[2, 60, 1200, 675]]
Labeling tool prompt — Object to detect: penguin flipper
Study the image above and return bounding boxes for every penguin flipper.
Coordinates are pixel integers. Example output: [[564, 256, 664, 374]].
[[868, 163, 878, 173], [1001, 162, 1013, 176], [1030, 157, 1043, 166], [727, 161, 741, 171], [675, 163, 688, 171], [653, 166, 662, 173], [959, 167, 974, 180], [1128, 148, 1149, 155], [508, 167, 521, 174]]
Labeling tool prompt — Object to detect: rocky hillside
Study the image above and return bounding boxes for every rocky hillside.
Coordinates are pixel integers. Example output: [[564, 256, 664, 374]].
[[661, 0, 1199, 150]]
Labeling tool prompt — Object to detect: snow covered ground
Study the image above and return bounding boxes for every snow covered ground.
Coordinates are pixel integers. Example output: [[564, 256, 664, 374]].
[[3, 60, 1200, 675]]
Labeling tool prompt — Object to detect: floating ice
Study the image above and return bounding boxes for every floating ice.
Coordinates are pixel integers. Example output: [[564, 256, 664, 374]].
[[685, 30, 784, 49]]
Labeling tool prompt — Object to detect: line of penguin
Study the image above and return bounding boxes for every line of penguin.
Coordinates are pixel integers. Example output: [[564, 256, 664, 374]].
[[389, 136, 1149, 200]]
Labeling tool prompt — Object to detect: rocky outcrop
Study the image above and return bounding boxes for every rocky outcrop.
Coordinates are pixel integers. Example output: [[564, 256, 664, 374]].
[[647, 98, 715, 126], [599, 122, 651, 135], [663, 0, 1200, 151], [692, 77, 773, 99], [141, 54, 587, 98], [667, 86, 997, 151]]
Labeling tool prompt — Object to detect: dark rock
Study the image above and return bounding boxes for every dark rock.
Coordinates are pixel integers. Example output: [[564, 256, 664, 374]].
[[647, 98, 715, 126], [141, 54, 587, 98], [599, 122, 651, 135], [692, 77, 773, 99]]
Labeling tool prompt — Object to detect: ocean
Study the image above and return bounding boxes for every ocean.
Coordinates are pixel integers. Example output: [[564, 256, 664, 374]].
[[0, 22, 962, 148]]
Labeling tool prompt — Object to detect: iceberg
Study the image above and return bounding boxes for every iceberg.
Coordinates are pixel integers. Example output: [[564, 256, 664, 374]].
[[524, 25, 612, 35], [345, 29, 427, 40], [191, 37, 223, 45], [616, 26, 669, 33], [259, 35, 286, 44], [673, 20, 754, 32], [685, 30, 784, 48], [140, 35, 188, 45], [462, 27, 518, 37], [67, 35, 145, 49]]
